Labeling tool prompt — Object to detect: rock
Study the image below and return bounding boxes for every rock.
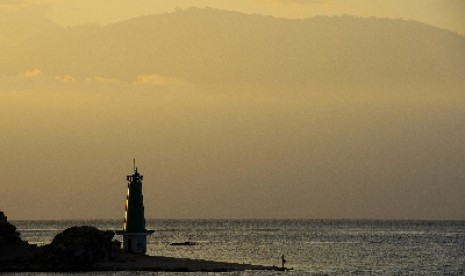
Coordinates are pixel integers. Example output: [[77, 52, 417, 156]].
[[0, 211, 36, 269], [1, 211, 122, 272], [0, 211, 22, 245], [36, 226, 121, 270]]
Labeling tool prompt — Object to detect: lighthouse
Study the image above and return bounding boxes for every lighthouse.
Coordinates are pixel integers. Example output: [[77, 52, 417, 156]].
[[116, 161, 154, 254]]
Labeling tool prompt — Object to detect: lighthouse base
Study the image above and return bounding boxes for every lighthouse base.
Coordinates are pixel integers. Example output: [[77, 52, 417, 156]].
[[116, 231, 155, 254]]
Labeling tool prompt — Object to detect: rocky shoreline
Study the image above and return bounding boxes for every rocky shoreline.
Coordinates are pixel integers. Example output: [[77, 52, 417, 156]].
[[0, 211, 279, 272]]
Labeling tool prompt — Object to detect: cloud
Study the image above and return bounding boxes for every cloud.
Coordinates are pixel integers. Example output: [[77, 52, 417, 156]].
[[91, 76, 121, 83], [2, 69, 193, 97], [55, 75, 75, 83], [18, 68, 43, 78], [257, 0, 325, 5], [134, 74, 185, 86]]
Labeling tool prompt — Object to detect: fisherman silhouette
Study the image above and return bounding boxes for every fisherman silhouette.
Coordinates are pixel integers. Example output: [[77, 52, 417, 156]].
[[281, 254, 286, 270]]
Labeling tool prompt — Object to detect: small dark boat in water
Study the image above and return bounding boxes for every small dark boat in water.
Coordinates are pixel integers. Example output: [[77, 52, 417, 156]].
[[170, 241, 196, 246]]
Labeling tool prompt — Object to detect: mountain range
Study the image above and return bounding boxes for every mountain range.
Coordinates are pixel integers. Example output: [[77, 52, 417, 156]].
[[2, 7, 464, 94]]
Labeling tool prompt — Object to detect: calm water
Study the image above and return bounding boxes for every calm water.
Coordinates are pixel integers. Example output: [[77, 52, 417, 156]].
[[9, 219, 465, 275]]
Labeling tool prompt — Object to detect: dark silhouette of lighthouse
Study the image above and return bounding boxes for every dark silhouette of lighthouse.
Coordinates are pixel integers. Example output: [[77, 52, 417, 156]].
[[116, 160, 154, 254]]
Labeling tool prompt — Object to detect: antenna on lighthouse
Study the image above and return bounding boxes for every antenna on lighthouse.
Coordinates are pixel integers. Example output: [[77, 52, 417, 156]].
[[133, 158, 136, 172]]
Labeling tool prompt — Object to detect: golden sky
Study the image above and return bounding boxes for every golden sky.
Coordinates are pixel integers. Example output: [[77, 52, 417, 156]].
[[1, 0, 464, 220]]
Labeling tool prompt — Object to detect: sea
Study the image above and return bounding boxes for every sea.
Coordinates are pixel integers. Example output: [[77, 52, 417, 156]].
[[7, 219, 465, 275]]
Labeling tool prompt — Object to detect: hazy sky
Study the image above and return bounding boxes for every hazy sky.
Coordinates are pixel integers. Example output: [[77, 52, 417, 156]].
[[1, 1, 464, 220]]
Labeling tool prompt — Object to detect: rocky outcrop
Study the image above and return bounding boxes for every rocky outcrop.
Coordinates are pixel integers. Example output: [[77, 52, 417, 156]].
[[35, 226, 121, 270], [0, 211, 36, 269], [0, 211, 22, 245], [1, 211, 121, 272]]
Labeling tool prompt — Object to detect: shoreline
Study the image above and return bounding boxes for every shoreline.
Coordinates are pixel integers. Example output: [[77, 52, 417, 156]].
[[2, 253, 281, 273], [96, 254, 280, 272], [2, 212, 286, 273]]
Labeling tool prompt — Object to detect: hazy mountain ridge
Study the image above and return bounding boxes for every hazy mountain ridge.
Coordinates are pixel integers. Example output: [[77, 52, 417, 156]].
[[0, 13, 62, 46], [2, 7, 464, 93]]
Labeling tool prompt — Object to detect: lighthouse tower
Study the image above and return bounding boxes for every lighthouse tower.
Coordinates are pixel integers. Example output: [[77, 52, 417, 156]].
[[116, 161, 154, 254]]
